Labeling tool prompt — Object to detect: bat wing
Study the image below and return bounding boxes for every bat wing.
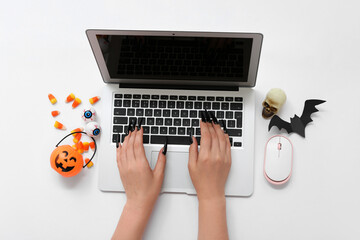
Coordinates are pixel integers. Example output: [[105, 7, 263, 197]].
[[268, 115, 293, 133], [300, 99, 326, 127]]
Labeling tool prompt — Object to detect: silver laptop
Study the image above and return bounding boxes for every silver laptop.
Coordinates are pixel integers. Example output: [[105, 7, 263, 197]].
[[86, 30, 263, 196]]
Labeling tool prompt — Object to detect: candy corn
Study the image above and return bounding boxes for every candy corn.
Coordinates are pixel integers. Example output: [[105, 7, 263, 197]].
[[83, 142, 90, 151], [71, 127, 84, 134], [76, 142, 84, 154], [48, 94, 57, 104], [65, 93, 75, 103], [89, 142, 95, 151], [85, 158, 94, 168], [72, 98, 81, 108], [51, 111, 60, 117], [89, 96, 100, 105], [72, 144, 77, 150], [54, 121, 66, 130], [73, 133, 82, 143]]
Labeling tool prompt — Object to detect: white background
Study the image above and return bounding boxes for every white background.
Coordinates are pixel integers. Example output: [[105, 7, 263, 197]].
[[1, 0, 359, 239]]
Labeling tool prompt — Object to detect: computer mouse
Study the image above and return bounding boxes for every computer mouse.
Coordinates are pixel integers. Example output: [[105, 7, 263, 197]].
[[264, 135, 293, 185]]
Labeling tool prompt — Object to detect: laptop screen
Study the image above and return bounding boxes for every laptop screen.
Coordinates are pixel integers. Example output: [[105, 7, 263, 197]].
[[87, 30, 263, 87]]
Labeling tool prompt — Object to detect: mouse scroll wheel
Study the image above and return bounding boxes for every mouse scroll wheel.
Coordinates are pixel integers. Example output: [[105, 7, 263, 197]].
[[277, 143, 282, 150]]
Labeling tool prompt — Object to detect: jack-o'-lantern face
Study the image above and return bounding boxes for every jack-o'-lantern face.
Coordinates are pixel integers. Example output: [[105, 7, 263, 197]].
[[50, 145, 83, 177]]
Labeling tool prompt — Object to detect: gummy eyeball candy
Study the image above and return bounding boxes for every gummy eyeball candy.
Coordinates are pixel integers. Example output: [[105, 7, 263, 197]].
[[85, 122, 101, 137], [82, 107, 96, 122]]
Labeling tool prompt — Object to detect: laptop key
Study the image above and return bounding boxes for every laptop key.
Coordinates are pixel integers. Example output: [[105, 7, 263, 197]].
[[170, 95, 178, 100], [156, 118, 163, 125], [133, 94, 141, 99], [147, 118, 155, 125], [127, 108, 135, 116], [235, 111, 242, 119], [160, 95, 169, 100], [226, 111, 233, 119], [168, 101, 176, 108], [172, 110, 180, 117], [216, 97, 224, 101], [114, 117, 128, 124], [114, 100, 122, 107], [183, 119, 190, 126], [194, 102, 202, 109], [160, 127, 168, 134], [114, 108, 126, 116], [154, 109, 161, 117], [207, 96, 215, 101], [234, 142, 242, 147], [163, 110, 170, 117], [197, 96, 205, 101], [136, 109, 144, 116], [179, 96, 187, 100], [185, 101, 193, 109], [151, 135, 192, 145], [226, 129, 242, 137], [151, 95, 160, 99], [159, 101, 166, 108], [124, 94, 132, 99], [176, 101, 184, 109], [196, 128, 201, 135], [178, 127, 186, 135], [230, 103, 243, 110], [123, 100, 131, 107], [143, 135, 150, 144], [115, 94, 123, 98], [174, 118, 181, 126], [181, 110, 188, 118], [235, 97, 243, 102], [165, 118, 172, 126], [169, 127, 176, 134], [188, 96, 196, 100], [191, 119, 200, 127], [237, 118, 242, 128], [145, 109, 153, 116], [142, 94, 150, 99], [150, 100, 157, 108], [221, 102, 229, 110], [203, 102, 211, 109], [141, 100, 149, 108], [190, 110, 197, 118], [217, 111, 224, 118], [143, 126, 150, 134], [151, 127, 159, 134], [225, 97, 234, 101], [212, 102, 220, 110], [113, 125, 123, 133], [228, 120, 235, 128]]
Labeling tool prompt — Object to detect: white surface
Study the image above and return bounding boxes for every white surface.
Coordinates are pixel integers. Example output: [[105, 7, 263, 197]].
[[1, 0, 359, 239], [98, 87, 254, 196], [264, 136, 293, 182]]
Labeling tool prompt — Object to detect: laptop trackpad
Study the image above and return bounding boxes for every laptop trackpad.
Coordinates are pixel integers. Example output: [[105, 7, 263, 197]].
[[150, 151, 193, 190]]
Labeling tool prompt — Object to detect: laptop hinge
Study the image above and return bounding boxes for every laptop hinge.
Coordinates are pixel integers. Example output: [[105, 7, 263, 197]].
[[119, 83, 239, 91]]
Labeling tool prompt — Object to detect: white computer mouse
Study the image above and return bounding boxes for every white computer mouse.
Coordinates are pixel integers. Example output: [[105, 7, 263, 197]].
[[264, 135, 293, 185]]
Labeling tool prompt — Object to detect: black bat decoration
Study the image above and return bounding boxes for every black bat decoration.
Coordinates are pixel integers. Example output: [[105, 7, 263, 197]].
[[268, 99, 326, 137]]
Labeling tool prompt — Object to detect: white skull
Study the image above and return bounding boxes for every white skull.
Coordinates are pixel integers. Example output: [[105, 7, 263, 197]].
[[262, 88, 287, 118]]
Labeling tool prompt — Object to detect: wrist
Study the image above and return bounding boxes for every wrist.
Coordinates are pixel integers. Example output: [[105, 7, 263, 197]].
[[125, 198, 156, 217], [198, 195, 226, 206]]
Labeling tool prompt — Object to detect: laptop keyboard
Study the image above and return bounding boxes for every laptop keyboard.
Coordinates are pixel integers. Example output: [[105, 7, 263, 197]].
[[112, 94, 243, 147]]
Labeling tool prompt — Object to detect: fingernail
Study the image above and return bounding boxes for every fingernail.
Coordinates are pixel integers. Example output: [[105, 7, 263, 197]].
[[138, 118, 144, 130], [200, 111, 207, 122], [116, 133, 120, 148], [209, 111, 218, 124], [162, 137, 168, 155], [204, 109, 212, 122]]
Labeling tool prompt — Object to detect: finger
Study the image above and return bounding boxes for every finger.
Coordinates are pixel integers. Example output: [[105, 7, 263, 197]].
[[207, 121, 219, 154], [134, 127, 146, 160], [199, 121, 211, 152], [188, 136, 198, 169], [213, 123, 226, 154], [126, 128, 137, 161], [225, 133, 231, 164], [121, 131, 131, 164], [116, 134, 122, 166], [154, 147, 167, 179]]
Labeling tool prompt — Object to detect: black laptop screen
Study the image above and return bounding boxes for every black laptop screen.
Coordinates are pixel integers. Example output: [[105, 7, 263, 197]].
[[97, 35, 253, 82]]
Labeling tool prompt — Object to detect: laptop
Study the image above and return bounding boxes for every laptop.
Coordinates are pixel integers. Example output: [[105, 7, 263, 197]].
[[86, 30, 263, 196]]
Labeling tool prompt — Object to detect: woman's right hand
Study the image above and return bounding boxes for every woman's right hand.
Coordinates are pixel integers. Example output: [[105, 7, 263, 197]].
[[188, 119, 232, 201]]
